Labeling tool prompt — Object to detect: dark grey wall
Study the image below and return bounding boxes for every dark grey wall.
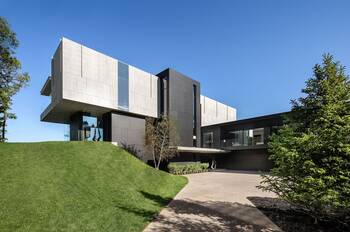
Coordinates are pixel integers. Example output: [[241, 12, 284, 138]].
[[216, 149, 273, 171], [201, 112, 285, 150], [110, 112, 146, 158], [157, 68, 201, 147], [69, 113, 81, 141], [171, 149, 272, 171]]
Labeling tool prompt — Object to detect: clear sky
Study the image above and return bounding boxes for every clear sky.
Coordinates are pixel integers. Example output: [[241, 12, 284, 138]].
[[2, 0, 350, 142]]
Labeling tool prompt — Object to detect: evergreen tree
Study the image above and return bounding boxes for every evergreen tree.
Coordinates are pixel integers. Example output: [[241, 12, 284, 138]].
[[259, 54, 350, 222], [0, 17, 30, 141]]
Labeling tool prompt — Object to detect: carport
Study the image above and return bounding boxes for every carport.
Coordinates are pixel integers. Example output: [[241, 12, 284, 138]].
[[171, 146, 230, 169]]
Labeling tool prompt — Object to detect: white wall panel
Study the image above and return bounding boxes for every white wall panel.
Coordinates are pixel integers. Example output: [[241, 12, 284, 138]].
[[201, 95, 236, 126], [60, 37, 158, 117], [62, 38, 117, 110], [128, 66, 158, 118]]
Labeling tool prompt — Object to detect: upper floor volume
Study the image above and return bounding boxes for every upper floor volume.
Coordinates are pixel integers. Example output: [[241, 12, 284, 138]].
[[40, 37, 236, 146]]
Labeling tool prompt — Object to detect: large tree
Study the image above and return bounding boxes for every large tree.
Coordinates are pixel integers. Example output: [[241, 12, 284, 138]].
[[0, 17, 29, 142], [259, 54, 350, 222], [145, 115, 179, 169]]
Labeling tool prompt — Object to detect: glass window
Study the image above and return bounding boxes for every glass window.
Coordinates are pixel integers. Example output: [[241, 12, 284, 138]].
[[203, 132, 214, 148], [118, 61, 129, 111], [80, 115, 103, 141], [231, 131, 242, 146], [252, 128, 264, 145], [221, 127, 265, 148]]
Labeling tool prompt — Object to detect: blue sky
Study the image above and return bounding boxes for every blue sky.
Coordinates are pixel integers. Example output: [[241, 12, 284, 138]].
[[2, 0, 350, 142]]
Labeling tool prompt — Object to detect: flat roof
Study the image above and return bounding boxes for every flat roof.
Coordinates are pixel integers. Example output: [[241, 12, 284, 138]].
[[202, 111, 288, 128], [176, 146, 229, 154]]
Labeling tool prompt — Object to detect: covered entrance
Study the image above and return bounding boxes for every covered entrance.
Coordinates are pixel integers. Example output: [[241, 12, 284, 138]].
[[171, 146, 230, 169]]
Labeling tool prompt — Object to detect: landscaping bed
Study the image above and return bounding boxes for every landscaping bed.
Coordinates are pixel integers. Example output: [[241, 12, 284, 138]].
[[168, 162, 210, 175]]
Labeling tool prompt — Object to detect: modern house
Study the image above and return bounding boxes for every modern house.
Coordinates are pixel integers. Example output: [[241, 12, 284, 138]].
[[41, 37, 284, 170]]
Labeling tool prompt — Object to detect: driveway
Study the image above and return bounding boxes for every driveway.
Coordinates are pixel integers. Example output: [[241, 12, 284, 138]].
[[143, 170, 282, 232]]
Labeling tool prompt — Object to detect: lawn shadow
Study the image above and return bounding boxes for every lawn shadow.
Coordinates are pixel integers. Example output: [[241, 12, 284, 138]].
[[114, 191, 173, 222], [139, 190, 173, 206], [247, 196, 348, 232]]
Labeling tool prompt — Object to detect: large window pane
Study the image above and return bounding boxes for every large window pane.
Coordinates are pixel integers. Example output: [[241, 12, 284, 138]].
[[252, 128, 264, 145], [203, 132, 213, 148], [118, 61, 129, 111], [221, 127, 265, 148], [81, 115, 103, 141]]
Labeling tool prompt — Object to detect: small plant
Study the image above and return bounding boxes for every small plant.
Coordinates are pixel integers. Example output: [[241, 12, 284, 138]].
[[168, 162, 209, 175], [120, 142, 143, 160]]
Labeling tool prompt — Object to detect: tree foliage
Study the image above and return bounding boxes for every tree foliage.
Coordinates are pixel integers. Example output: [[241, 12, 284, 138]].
[[0, 16, 30, 141], [145, 115, 179, 169], [259, 54, 350, 222]]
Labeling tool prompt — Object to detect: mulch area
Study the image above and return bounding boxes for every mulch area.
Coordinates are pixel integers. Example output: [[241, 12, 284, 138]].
[[248, 197, 349, 232]]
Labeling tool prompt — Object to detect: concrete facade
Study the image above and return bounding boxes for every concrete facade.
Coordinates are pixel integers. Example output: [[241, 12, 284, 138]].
[[41, 38, 159, 124], [201, 95, 236, 127]]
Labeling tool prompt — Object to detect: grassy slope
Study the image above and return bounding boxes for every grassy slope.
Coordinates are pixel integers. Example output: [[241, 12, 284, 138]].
[[0, 142, 187, 232]]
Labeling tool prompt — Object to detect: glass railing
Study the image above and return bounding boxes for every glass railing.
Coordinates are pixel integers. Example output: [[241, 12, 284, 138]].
[[220, 138, 265, 149], [220, 128, 266, 149]]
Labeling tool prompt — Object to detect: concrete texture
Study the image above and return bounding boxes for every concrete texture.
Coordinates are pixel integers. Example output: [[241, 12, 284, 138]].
[[143, 170, 282, 232], [41, 37, 159, 123], [201, 95, 237, 127]]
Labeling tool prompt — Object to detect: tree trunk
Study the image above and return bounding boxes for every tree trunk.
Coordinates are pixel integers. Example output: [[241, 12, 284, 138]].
[[1, 113, 6, 142], [157, 136, 165, 170], [152, 148, 157, 169]]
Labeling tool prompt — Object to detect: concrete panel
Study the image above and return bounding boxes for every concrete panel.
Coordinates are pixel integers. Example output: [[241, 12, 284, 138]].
[[129, 66, 158, 118], [62, 38, 117, 110], [201, 95, 236, 126], [51, 42, 63, 105], [42, 37, 159, 122]]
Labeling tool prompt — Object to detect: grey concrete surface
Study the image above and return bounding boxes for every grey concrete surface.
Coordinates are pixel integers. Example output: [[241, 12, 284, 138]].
[[143, 170, 282, 232]]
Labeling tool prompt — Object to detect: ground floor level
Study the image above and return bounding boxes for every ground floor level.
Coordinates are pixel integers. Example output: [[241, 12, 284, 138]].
[[169, 148, 273, 171], [67, 110, 278, 171]]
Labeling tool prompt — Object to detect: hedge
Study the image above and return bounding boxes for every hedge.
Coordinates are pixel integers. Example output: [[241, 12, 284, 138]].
[[168, 162, 209, 175]]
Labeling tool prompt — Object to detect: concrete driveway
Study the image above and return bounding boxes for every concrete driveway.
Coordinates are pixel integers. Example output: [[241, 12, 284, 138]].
[[143, 170, 282, 232]]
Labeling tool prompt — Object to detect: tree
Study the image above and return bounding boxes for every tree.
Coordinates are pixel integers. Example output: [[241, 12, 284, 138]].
[[145, 115, 179, 169], [259, 54, 350, 223], [0, 17, 30, 142]]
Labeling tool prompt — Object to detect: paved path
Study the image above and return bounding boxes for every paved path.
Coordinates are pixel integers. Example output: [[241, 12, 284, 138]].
[[144, 170, 282, 232]]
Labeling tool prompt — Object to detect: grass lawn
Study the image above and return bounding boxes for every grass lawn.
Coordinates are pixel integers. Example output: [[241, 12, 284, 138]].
[[0, 142, 187, 231]]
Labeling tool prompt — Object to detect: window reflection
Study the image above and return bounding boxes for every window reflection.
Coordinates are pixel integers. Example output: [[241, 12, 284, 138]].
[[203, 132, 213, 148], [221, 128, 265, 148], [118, 61, 129, 111], [80, 115, 103, 141]]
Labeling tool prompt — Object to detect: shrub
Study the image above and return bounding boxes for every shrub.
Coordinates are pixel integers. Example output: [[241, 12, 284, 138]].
[[168, 162, 210, 175], [120, 142, 143, 160]]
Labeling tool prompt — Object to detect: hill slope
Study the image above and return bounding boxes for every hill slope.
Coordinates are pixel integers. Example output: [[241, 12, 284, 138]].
[[0, 142, 187, 231]]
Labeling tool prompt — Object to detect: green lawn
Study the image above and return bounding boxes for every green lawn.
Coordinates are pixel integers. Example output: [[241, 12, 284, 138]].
[[0, 142, 187, 231]]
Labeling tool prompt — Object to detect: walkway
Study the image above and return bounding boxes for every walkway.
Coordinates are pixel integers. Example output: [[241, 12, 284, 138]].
[[143, 170, 282, 232]]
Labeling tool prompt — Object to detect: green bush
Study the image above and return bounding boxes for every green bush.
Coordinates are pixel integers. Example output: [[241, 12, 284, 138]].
[[168, 162, 210, 175]]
